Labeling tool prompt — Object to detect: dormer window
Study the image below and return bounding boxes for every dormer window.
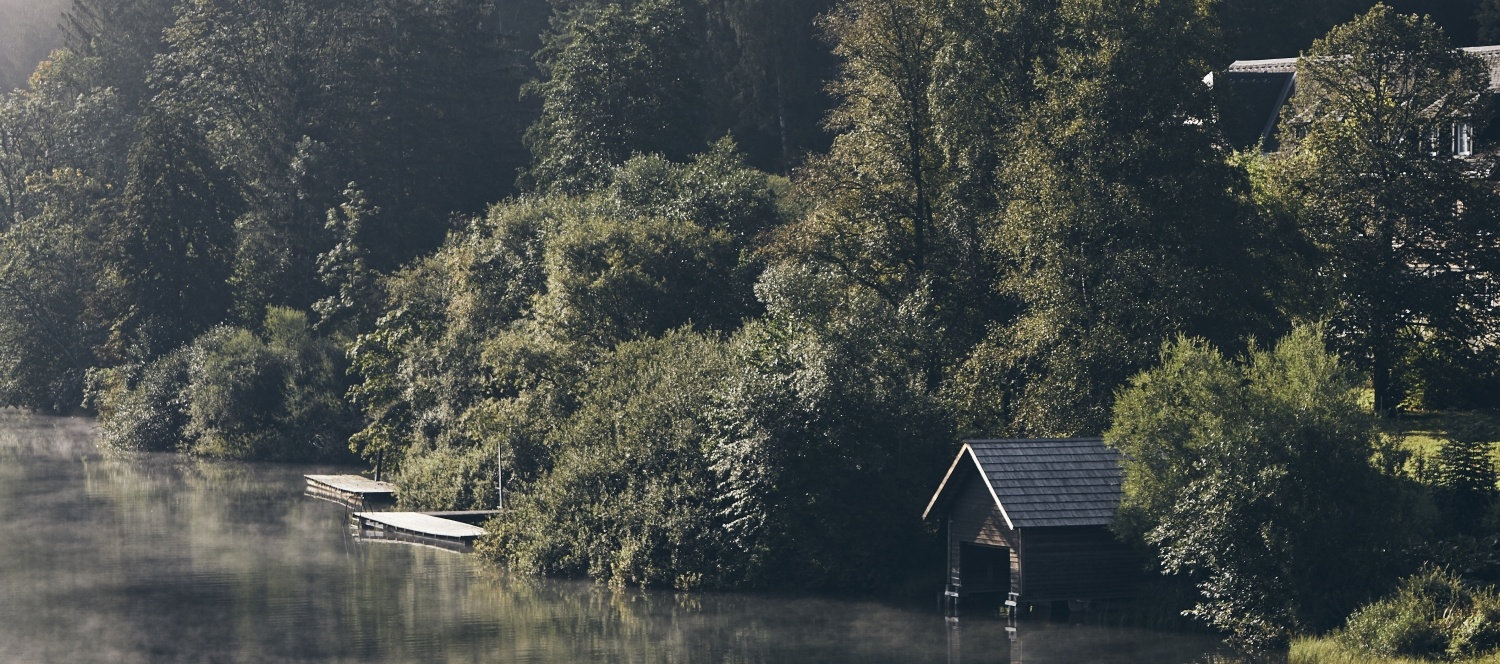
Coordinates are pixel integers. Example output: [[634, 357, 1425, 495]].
[[1453, 122, 1474, 157]]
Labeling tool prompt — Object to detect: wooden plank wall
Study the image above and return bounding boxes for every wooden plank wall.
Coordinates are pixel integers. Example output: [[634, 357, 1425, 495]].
[[948, 475, 1022, 595], [1019, 525, 1139, 601]]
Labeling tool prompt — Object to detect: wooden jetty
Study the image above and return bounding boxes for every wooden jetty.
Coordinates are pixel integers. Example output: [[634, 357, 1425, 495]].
[[305, 474, 397, 509], [417, 510, 502, 526], [352, 511, 495, 551]]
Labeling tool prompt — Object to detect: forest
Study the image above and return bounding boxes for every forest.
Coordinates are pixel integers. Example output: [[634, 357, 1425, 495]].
[[4, 0, 1500, 658]]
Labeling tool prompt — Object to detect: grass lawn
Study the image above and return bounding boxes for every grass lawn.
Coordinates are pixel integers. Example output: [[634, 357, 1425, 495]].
[[1290, 407, 1500, 664], [1291, 636, 1500, 664], [1383, 409, 1500, 476]]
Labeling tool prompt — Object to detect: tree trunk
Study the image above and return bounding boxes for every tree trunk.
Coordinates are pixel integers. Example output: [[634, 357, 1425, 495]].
[[1371, 346, 1395, 418]]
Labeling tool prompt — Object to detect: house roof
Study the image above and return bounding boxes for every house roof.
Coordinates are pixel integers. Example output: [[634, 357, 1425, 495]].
[[1226, 46, 1500, 89], [1215, 70, 1295, 151], [1216, 45, 1500, 152], [922, 438, 1124, 529]]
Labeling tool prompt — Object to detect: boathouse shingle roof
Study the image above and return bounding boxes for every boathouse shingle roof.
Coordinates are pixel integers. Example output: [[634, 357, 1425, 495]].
[[967, 438, 1124, 528], [924, 438, 1124, 528]]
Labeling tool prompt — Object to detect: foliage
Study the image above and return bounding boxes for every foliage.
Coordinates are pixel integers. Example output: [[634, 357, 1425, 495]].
[[788, 0, 1036, 397], [695, 0, 838, 173], [1109, 324, 1418, 650], [1274, 4, 1500, 415], [148, 0, 545, 316], [705, 261, 954, 589], [1434, 421, 1500, 535], [522, 0, 703, 193], [0, 51, 128, 411], [348, 145, 786, 480], [1397, 336, 1500, 412], [0, 168, 113, 411], [396, 443, 500, 512], [183, 307, 355, 461], [60, 0, 178, 108], [482, 330, 731, 589], [1293, 634, 1500, 664], [90, 307, 355, 460], [85, 345, 191, 452], [967, 0, 1279, 437], [1423, 534, 1500, 588], [313, 184, 379, 334], [1341, 568, 1500, 661], [0, 49, 129, 226], [115, 107, 241, 350]]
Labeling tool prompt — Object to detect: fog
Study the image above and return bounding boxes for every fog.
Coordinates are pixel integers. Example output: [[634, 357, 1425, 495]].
[[0, 0, 69, 93], [0, 411, 1233, 663]]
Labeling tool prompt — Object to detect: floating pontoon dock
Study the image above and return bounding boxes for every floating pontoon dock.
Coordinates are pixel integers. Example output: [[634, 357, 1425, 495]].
[[304, 474, 397, 508], [352, 511, 493, 550]]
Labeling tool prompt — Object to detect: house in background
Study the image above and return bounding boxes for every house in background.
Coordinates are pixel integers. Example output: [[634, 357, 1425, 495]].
[[923, 438, 1138, 614], [1211, 45, 1500, 154]]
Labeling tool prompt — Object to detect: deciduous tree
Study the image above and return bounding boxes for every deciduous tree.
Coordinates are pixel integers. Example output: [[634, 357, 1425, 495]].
[[1109, 324, 1416, 650], [968, 0, 1276, 436], [1275, 4, 1500, 415]]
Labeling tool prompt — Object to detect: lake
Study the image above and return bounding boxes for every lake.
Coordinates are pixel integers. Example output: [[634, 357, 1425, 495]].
[[0, 411, 1229, 663]]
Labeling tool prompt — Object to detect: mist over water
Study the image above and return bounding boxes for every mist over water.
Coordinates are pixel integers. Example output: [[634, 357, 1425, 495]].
[[0, 411, 1227, 663]]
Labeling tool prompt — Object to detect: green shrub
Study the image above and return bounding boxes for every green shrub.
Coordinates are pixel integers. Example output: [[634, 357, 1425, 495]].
[[93, 307, 356, 461], [183, 308, 355, 461], [1450, 606, 1500, 660], [395, 444, 498, 511], [1343, 599, 1448, 659], [185, 326, 286, 458], [480, 330, 732, 590], [87, 347, 192, 452], [1108, 324, 1412, 650], [1341, 569, 1500, 660]]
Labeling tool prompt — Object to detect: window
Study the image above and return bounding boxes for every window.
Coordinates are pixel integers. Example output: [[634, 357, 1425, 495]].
[[1453, 122, 1474, 157]]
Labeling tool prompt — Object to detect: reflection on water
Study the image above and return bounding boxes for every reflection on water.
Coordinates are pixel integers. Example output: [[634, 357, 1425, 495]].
[[0, 411, 1227, 663]]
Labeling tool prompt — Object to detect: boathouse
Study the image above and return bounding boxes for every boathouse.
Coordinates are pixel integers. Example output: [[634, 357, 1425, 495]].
[[923, 438, 1138, 608]]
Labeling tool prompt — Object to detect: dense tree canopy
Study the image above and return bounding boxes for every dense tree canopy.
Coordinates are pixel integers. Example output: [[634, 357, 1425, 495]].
[[523, 0, 703, 192]]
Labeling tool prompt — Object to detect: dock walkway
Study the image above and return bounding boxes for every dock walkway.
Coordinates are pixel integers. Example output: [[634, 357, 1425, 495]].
[[305, 474, 397, 509], [352, 511, 490, 550]]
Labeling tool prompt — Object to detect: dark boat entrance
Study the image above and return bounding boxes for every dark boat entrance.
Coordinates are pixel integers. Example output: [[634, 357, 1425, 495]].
[[959, 543, 1011, 596]]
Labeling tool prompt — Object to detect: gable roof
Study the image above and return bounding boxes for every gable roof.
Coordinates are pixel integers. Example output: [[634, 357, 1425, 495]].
[[922, 438, 1124, 529], [1216, 70, 1296, 151], [1226, 45, 1500, 90], [1217, 45, 1500, 152]]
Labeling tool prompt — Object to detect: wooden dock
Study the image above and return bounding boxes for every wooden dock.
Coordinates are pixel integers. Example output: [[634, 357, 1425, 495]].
[[417, 510, 502, 526], [305, 474, 397, 509], [352, 511, 491, 551]]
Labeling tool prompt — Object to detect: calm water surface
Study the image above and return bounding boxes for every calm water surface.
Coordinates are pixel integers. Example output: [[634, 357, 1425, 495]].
[[0, 412, 1228, 663]]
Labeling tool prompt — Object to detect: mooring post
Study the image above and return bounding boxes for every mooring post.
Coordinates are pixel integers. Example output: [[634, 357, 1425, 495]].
[[946, 615, 961, 664]]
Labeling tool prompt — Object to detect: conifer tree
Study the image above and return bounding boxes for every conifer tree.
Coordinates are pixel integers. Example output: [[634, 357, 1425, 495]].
[[1436, 424, 1499, 533]]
